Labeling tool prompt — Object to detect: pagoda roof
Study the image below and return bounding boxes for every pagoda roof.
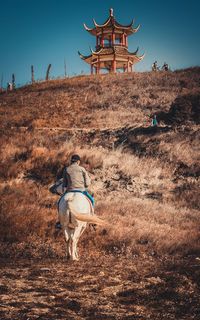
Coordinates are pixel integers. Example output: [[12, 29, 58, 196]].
[[84, 8, 140, 36], [78, 46, 145, 65]]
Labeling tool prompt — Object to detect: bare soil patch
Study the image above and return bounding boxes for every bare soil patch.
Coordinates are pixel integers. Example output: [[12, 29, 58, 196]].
[[0, 255, 200, 320]]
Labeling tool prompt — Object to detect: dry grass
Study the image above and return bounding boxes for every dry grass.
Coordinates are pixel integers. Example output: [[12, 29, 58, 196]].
[[0, 136, 199, 258], [159, 129, 200, 165], [1, 68, 199, 130], [93, 198, 200, 255], [0, 68, 199, 258]]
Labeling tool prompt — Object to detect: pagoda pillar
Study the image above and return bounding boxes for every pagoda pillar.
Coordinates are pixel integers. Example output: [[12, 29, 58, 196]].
[[112, 32, 115, 45], [122, 33, 125, 46], [96, 36, 99, 47], [125, 35, 128, 47], [101, 35, 104, 47], [109, 35, 112, 46], [112, 57, 116, 73], [91, 64, 94, 75], [127, 59, 130, 72], [97, 56, 100, 74], [114, 60, 116, 73]]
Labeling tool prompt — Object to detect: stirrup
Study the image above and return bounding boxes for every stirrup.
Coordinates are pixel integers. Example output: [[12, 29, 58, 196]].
[[55, 222, 62, 230]]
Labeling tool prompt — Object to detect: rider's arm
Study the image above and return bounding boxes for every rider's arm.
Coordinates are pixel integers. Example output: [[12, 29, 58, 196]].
[[62, 167, 68, 192], [82, 168, 91, 188]]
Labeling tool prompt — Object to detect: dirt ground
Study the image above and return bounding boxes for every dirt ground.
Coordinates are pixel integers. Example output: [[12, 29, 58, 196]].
[[0, 254, 199, 320]]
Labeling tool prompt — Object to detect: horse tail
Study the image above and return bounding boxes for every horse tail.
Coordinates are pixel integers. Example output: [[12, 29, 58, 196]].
[[68, 203, 107, 226]]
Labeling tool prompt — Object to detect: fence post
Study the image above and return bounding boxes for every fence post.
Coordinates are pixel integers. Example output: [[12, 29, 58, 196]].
[[31, 65, 35, 83], [12, 73, 15, 89], [64, 59, 67, 78], [46, 64, 52, 81]]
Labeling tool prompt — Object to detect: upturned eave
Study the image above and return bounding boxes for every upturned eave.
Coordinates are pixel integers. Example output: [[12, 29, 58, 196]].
[[83, 9, 140, 36]]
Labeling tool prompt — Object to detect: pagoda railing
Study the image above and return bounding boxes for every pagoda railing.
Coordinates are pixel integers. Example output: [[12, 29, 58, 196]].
[[96, 43, 127, 50]]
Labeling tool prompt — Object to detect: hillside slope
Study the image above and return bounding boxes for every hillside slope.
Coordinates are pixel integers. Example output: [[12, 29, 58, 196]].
[[0, 67, 199, 254], [1, 67, 199, 129], [0, 68, 200, 320]]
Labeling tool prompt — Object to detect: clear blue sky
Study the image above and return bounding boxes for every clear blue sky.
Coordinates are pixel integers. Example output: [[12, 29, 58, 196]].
[[0, 0, 199, 86]]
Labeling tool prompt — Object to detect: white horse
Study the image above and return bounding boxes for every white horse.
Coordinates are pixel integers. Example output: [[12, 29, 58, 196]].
[[50, 179, 106, 261]]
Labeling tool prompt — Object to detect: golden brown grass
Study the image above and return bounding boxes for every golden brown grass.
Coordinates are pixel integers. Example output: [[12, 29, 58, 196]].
[[0, 68, 199, 258], [94, 198, 200, 255], [0, 135, 199, 258], [159, 128, 199, 165], [1, 67, 199, 130]]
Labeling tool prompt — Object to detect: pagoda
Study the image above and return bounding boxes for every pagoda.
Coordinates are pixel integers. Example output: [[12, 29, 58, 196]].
[[78, 8, 144, 74]]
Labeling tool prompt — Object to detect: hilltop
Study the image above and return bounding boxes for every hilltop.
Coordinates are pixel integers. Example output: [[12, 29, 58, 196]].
[[0, 68, 200, 319], [1, 67, 200, 129]]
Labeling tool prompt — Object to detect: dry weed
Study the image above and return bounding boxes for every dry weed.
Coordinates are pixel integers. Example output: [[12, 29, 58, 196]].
[[0, 68, 199, 258]]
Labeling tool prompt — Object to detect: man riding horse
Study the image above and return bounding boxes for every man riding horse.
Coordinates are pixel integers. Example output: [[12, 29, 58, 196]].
[[55, 154, 94, 229], [55, 154, 105, 260]]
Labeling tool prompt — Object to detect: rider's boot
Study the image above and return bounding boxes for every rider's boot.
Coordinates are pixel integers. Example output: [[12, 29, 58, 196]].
[[55, 221, 62, 229]]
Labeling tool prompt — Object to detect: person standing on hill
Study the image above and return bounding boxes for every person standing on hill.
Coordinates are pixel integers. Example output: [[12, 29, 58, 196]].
[[151, 115, 158, 127], [7, 82, 13, 91], [55, 154, 94, 229], [152, 61, 159, 71], [162, 62, 169, 71]]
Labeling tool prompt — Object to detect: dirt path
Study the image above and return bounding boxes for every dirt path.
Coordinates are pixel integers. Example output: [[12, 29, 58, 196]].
[[11, 126, 125, 132], [0, 255, 199, 320]]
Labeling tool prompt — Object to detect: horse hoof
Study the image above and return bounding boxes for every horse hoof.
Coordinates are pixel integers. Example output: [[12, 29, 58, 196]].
[[72, 257, 79, 261]]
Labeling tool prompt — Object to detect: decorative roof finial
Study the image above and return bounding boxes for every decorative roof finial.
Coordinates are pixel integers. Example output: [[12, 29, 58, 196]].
[[109, 8, 114, 17]]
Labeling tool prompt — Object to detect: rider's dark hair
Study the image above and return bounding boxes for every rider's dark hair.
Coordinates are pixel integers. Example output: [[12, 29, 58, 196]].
[[71, 154, 81, 163]]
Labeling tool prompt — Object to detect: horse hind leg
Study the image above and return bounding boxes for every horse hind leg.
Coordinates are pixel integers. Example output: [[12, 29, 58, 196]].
[[71, 225, 86, 261], [65, 229, 77, 261], [70, 236, 79, 261], [64, 229, 71, 260], [73, 236, 80, 261], [75, 225, 86, 259]]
